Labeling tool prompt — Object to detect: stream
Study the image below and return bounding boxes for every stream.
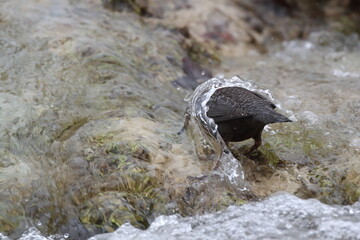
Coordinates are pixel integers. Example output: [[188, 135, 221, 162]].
[[0, 0, 360, 239]]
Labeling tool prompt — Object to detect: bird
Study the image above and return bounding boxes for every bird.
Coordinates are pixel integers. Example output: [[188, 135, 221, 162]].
[[206, 87, 291, 153]]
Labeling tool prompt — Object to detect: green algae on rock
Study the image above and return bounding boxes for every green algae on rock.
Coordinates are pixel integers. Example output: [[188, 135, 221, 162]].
[[79, 192, 150, 231]]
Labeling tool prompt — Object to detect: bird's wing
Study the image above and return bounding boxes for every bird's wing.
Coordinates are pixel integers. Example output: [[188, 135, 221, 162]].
[[251, 91, 276, 109], [207, 95, 254, 122]]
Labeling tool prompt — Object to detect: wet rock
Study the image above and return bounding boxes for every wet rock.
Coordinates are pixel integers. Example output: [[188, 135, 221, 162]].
[[89, 193, 360, 240], [172, 57, 213, 90], [105, 140, 151, 162], [79, 192, 150, 231]]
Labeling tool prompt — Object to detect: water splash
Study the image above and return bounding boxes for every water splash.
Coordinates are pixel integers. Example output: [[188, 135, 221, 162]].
[[332, 69, 360, 78], [183, 75, 280, 187], [0, 227, 69, 240]]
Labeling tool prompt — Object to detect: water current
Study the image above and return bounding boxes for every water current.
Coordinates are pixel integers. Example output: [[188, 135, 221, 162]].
[[1, 1, 360, 239]]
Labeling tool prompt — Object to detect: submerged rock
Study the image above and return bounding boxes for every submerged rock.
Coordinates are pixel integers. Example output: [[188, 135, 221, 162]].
[[172, 57, 213, 90]]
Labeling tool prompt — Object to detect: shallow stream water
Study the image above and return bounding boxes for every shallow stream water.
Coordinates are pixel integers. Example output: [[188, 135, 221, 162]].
[[0, 0, 360, 239]]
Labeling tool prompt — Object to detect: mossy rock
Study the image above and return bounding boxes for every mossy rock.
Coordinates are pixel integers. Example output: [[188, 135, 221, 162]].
[[105, 140, 151, 162], [69, 164, 162, 203], [79, 192, 149, 231], [259, 123, 331, 165], [343, 182, 360, 204], [332, 16, 360, 35], [305, 165, 360, 204], [181, 38, 221, 66], [0, 200, 23, 234]]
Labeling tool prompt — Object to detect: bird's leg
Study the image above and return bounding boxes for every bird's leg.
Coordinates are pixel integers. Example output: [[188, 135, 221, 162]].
[[248, 133, 262, 154]]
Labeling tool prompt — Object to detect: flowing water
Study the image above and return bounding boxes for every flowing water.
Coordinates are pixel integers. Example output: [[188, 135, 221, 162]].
[[0, 0, 360, 239]]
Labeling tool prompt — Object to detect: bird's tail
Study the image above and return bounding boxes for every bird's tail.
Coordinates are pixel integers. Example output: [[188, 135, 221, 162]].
[[258, 109, 292, 124]]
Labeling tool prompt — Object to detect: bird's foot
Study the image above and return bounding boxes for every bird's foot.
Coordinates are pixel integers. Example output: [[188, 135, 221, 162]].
[[245, 149, 257, 158], [246, 146, 258, 156], [246, 138, 261, 156]]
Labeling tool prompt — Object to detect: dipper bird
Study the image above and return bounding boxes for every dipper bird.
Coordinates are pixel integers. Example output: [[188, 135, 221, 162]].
[[207, 87, 291, 153]]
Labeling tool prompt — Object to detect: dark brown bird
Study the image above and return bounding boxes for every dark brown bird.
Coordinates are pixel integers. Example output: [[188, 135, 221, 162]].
[[207, 87, 291, 153]]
